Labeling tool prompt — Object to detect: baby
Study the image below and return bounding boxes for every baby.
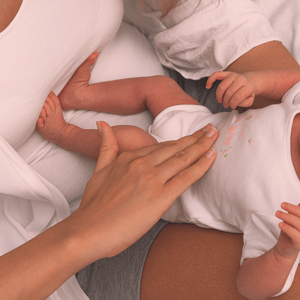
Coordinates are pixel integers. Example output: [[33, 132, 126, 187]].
[[37, 53, 300, 299]]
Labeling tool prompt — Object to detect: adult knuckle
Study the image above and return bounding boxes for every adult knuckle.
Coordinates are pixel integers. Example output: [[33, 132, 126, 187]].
[[196, 135, 212, 148], [195, 159, 206, 171], [128, 156, 146, 172], [165, 139, 182, 150], [117, 151, 133, 162], [174, 151, 189, 163], [191, 131, 203, 141], [179, 169, 192, 183], [142, 170, 158, 183]]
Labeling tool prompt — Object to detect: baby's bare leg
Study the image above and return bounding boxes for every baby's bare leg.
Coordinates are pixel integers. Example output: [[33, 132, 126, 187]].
[[36, 92, 157, 161], [36, 92, 101, 160], [36, 92, 78, 146], [59, 53, 99, 111]]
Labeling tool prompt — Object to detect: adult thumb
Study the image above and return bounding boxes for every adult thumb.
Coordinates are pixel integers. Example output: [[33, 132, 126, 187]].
[[94, 121, 118, 173]]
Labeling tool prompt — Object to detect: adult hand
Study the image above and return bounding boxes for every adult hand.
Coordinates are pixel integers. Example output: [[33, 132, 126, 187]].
[[74, 121, 218, 263], [0, 121, 217, 300]]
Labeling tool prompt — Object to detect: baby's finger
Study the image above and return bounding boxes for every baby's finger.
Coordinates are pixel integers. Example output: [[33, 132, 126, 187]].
[[279, 222, 300, 249], [276, 210, 300, 233], [237, 97, 255, 108], [281, 202, 300, 218], [215, 72, 245, 106], [222, 83, 246, 109], [206, 71, 230, 89], [228, 86, 254, 109]]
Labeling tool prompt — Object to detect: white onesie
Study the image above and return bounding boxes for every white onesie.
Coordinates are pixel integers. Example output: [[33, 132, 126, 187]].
[[149, 81, 300, 295]]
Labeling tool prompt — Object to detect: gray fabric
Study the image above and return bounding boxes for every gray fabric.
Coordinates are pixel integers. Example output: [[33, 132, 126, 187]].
[[76, 220, 168, 300], [76, 70, 231, 300], [168, 69, 232, 114]]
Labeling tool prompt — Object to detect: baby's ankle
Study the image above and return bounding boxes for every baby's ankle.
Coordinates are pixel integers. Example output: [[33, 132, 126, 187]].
[[58, 123, 78, 151]]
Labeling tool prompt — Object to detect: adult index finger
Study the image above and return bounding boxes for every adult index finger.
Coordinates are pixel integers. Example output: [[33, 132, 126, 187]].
[[118, 123, 214, 167], [155, 126, 218, 183], [163, 147, 217, 207], [145, 123, 215, 166]]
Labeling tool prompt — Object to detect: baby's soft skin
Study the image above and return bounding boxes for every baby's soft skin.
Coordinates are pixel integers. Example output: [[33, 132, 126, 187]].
[[36, 53, 198, 160], [36, 90, 157, 161]]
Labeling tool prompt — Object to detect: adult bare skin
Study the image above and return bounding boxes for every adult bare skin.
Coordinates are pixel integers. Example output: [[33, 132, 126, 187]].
[[0, 122, 217, 299], [227, 41, 300, 112], [0, 0, 22, 32]]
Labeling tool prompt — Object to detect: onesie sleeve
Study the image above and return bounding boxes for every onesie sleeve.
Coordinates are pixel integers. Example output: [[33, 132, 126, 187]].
[[281, 81, 300, 106], [149, 0, 280, 79], [148, 105, 213, 142], [242, 211, 300, 296]]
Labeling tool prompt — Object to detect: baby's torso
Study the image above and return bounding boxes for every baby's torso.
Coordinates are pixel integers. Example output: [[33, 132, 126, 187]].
[[0, 0, 123, 149], [154, 100, 300, 233], [182, 104, 300, 232]]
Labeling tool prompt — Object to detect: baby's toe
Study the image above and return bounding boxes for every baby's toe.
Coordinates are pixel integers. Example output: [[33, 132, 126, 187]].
[[48, 92, 62, 111], [43, 102, 52, 117], [39, 107, 47, 119], [36, 117, 44, 128], [46, 96, 56, 112]]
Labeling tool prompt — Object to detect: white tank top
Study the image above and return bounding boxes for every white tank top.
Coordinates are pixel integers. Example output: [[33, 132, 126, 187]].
[[0, 1, 123, 299], [0, 0, 123, 149]]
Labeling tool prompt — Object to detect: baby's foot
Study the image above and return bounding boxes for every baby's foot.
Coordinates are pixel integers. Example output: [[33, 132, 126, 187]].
[[37, 92, 75, 146], [59, 52, 99, 110]]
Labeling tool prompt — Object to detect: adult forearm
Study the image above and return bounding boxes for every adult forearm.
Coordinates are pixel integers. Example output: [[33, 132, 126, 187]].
[[236, 248, 296, 299], [0, 214, 91, 300], [0, 122, 218, 300]]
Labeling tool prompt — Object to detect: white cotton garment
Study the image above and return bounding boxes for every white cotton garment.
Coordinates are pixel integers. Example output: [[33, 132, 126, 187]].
[[0, 0, 123, 299], [149, 81, 300, 295], [0, 0, 123, 150], [123, 0, 280, 79]]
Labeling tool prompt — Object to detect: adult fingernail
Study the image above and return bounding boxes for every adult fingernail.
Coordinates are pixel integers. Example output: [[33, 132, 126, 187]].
[[205, 148, 215, 158], [96, 121, 102, 135], [202, 123, 213, 132], [205, 127, 217, 137]]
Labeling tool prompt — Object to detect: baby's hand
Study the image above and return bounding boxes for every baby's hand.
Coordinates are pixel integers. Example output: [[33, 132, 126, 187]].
[[275, 203, 300, 259], [206, 71, 256, 109]]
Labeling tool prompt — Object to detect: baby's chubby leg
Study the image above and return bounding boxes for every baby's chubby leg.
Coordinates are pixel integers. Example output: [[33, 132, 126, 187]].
[[36, 92, 157, 161], [58, 52, 99, 111], [112, 125, 157, 154]]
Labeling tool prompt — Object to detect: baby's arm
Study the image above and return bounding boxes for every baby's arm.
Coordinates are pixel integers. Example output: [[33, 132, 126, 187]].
[[59, 53, 200, 118], [236, 202, 300, 299], [206, 69, 300, 110]]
